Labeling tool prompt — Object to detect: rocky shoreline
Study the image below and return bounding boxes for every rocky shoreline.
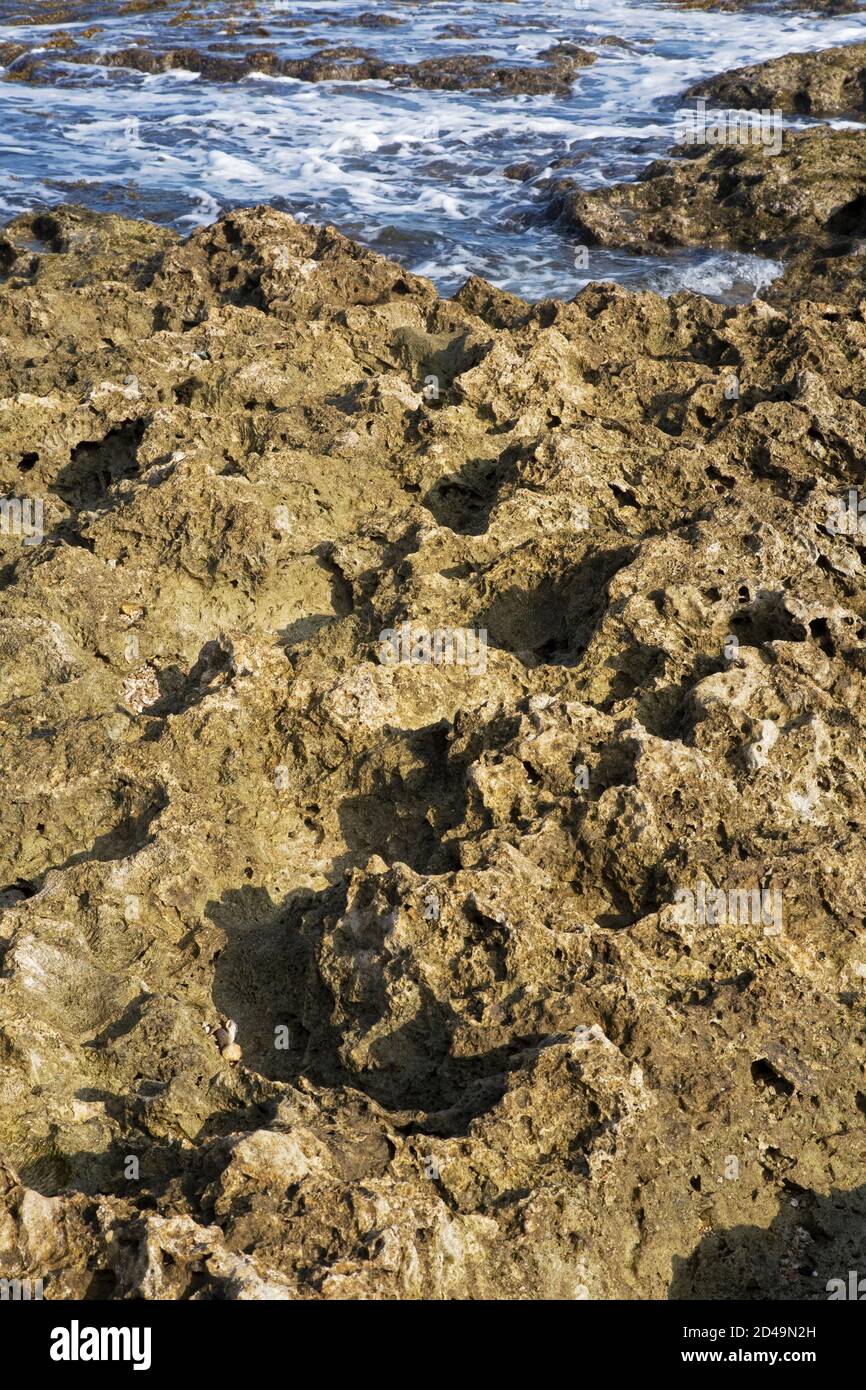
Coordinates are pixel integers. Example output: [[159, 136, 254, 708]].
[[684, 39, 866, 114], [531, 29, 866, 311], [1, 184, 866, 1297], [2, 17, 866, 1300], [546, 124, 866, 308]]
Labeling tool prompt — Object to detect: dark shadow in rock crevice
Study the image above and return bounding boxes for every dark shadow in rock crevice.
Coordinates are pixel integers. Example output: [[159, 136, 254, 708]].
[[205, 876, 541, 1131], [277, 613, 337, 651], [728, 591, 808, 647], [827, 193, 866, 239], [633, 650, 728, 738], [388, 1033, 567, 1137], [208, 881, 343, 1089], [669, 1182, 866, 1300], [51, 417, 147, 510], [423, 454, 512, 535], [17, 1119, 211, 1204], [140, 640, 231, 717], [336, 721, 466, 875], [8, 785, 167, 888], [476, 544, 634, 667], [207, 724, 471, 1093]]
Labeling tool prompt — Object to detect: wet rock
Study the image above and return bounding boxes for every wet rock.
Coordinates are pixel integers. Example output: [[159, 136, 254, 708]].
[[547, 125, 866, 307], [7, 39, 597, 94], [503, 161, 536, 182], [0, 42, 27, 67], [684, 40, 866, 115], [349, 12, 404, 28], [664, 0, 859, 12], [436, 24, 480, 40]]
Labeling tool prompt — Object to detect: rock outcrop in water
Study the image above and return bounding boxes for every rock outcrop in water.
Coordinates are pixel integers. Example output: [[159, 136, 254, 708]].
[[684, 40, 866, 115], [548, 125, 866, 308], [1, 201, 866, 1298], [3, 36, 596, 93], [666, 0, 859, 13]]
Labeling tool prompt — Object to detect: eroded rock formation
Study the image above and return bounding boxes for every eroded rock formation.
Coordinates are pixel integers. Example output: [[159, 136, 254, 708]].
[[684, 40, 866, 115], [547, 125, 866, 308], [0, 202, 865, 1298]]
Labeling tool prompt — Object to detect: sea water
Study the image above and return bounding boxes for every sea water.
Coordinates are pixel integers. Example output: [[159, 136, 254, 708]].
[[0, 0, 864, 302]]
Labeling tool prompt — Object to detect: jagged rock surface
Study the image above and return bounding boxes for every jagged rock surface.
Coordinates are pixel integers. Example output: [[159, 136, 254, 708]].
[[0, 203, 865, 1299], [684, 40, 866, 115], [547, 126, 866, 308]]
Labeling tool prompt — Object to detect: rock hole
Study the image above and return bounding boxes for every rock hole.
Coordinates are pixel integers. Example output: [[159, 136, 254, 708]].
[[751, 1058, 794, 1098]]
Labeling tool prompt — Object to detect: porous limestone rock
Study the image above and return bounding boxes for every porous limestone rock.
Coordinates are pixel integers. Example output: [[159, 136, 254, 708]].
[[0, 201, 865, 1299], [547, 125, 866, 308], [685, 41, 866, 116]]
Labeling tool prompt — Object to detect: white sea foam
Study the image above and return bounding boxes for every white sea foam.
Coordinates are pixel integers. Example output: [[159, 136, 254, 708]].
[[645, 251, 786, 302], [0, 0, 863, 300]]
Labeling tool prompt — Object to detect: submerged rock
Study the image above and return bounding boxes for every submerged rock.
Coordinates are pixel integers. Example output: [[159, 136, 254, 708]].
[[0, 201, 865, 1299]]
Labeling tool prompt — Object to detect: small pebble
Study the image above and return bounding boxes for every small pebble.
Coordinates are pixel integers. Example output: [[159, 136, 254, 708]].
[[213, 1019, 238, 1049], [221, 1042, 242, 1063]]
